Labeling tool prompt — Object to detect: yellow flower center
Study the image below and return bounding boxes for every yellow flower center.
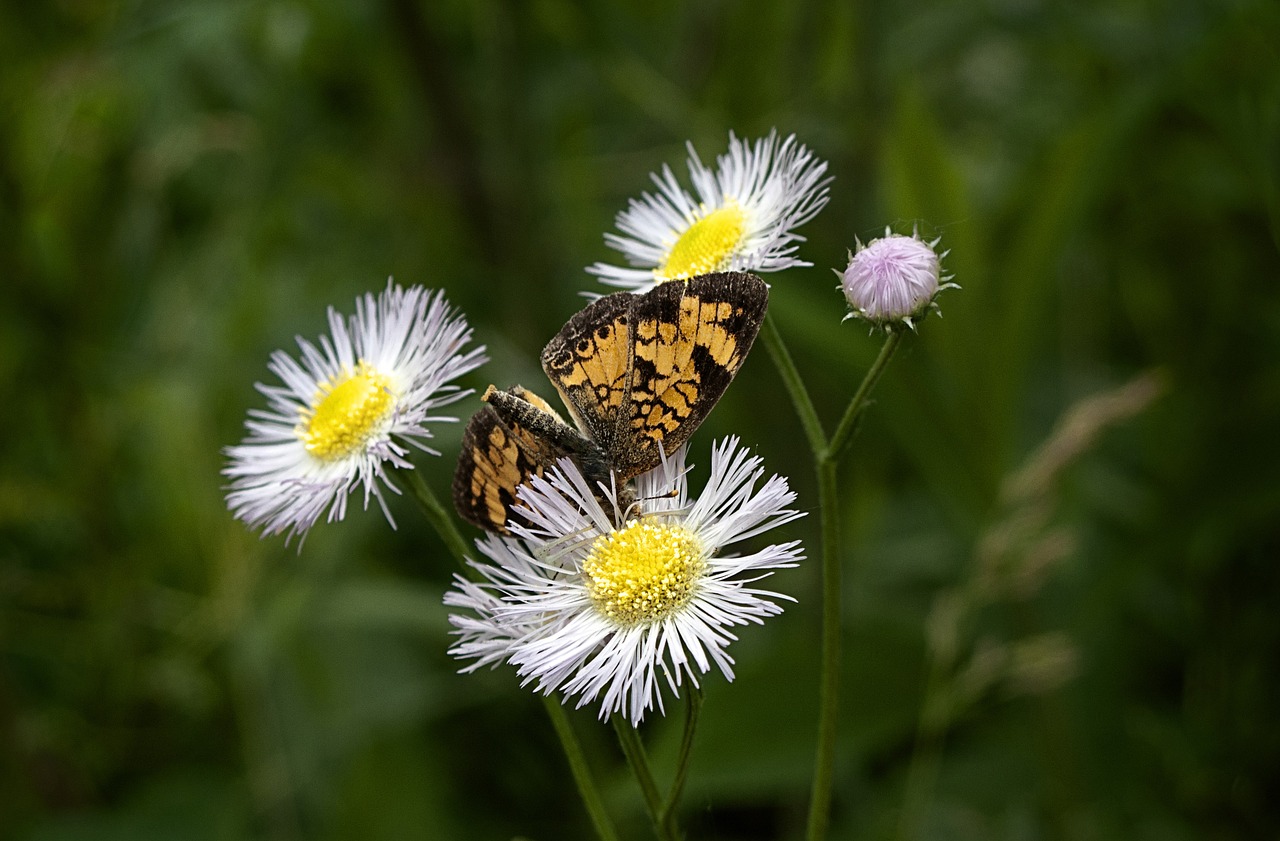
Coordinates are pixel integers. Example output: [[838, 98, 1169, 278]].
[[582, 518, 706, 626], [657, 202, 747, 282], [299, 361, 396, 461]]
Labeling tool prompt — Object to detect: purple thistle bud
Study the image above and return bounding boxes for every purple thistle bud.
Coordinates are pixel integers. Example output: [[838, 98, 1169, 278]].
[[839, 229, 954, 329]]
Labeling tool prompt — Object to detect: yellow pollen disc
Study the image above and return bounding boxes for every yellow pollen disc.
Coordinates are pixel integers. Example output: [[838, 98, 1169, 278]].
[[657, 202, 747, 282], [299, 361, 396, 461], [582, 519, 705, 626]]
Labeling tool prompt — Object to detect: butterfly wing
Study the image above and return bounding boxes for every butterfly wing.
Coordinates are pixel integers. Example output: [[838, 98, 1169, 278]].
[[620, 272, 769, 474], [451, 386, 572, 533], [539, 290, 637, 449], [542, 272, 768, 481]]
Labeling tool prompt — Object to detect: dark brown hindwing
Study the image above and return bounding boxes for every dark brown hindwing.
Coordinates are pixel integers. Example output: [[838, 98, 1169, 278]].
[[451, 386, 572, 534]]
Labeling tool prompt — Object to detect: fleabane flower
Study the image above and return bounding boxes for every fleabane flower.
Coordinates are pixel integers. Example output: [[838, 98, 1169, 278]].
[[445, 437, 804, 723], [589, 130, 831, 292], [839, 228, 957, 329], [224, 281, 486, 541]]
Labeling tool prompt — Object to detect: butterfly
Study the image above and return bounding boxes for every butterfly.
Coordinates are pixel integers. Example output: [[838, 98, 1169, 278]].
[[452, 272, 768, 533]]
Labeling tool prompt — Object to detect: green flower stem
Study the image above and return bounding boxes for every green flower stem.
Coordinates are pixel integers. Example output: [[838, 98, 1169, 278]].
[[806, 330, 904, 841], [661, 687, 704, 838], [613, 718, 673, 841], [761, 314, 828, 455], [398, 469, 621, 841], [805, 455, 841, 841], [826, 330, 904, 460], [396, 467, 474, 572], [764, 323, 904, 841], [544, 698, 623, 841]]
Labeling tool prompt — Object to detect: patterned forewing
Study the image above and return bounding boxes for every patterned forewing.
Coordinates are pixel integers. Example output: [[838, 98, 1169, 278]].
[[452, 387, 569, 533], [540, 293, 636, 447], [615, 272, 767, 476]]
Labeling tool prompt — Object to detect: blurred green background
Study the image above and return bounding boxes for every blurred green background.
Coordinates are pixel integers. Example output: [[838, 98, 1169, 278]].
[[3, 0, 1278, 839]]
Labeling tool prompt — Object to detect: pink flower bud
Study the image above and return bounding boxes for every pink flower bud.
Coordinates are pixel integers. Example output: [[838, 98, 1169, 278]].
[[840, 230, 952, 329]]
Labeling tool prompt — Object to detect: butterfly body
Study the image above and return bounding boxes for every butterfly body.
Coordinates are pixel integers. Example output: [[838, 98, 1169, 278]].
[[453, 272, 768, 533]]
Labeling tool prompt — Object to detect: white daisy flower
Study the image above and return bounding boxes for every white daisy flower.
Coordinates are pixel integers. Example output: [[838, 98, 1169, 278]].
[[224, 281, 487, 541], [588, 130, 831, 292], [445, 437, 804, 723]]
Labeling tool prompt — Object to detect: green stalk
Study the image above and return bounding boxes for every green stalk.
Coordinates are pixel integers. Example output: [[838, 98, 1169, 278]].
[[613, 718, 673, 841], [544, 698, 623, 841], [826, 330, 903, 459], [763, 324, 905, 841], [806, 331, 905, 841], [760, 321, 837, 841], [397, 468, 621, 840], [660, 688, 704, 839], [804, 455, 841, 841], [761, 314, 828, 456], [395, 467, 474, 572]]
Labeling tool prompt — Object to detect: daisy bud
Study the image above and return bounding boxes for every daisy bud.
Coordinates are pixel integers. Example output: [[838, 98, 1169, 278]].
[[839, 229, 955, 330]]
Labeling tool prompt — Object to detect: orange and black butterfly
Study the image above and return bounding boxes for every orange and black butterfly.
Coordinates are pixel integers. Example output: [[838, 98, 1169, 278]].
[[452, 272, 768, 533]]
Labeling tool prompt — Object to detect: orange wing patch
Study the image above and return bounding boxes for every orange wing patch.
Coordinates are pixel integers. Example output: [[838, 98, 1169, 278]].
[[452, 387, 570, 534]]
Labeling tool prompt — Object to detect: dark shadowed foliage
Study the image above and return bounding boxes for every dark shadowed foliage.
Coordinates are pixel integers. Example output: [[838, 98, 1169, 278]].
[[2, 0, 1278, 839]]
